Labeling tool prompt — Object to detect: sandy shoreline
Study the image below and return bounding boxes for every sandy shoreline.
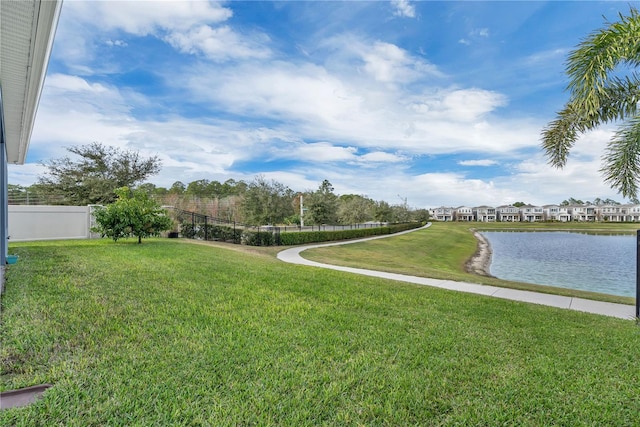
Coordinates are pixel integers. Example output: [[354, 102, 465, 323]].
[[465, 229, 493, 277]]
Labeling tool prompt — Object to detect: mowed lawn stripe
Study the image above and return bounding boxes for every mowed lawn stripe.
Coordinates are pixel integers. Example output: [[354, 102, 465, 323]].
[[1, 238, 638, 425], [301, 221, 636, 305]]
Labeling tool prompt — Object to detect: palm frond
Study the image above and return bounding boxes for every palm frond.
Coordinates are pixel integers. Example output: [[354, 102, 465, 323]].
[[601, 116, 640, 198], [566, 8, 640, 118], [542, 7, 640, 197], [542, 77, 640, 168], [596, 75, 640, 122], [541, 108, 580, 168]]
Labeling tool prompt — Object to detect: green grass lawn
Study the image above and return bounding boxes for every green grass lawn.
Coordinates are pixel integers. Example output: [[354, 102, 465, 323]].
[[1, 237, 639, 425], [302, 221, 637, 305]]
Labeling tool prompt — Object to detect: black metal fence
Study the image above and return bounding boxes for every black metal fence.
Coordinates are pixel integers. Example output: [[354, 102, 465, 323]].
[[269, 223, 389, 233], [171, 208, 391, 245], [173, 209, 246, 244]]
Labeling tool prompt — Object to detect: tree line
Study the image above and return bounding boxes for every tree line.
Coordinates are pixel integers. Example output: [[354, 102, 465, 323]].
[[9, 143, 429, 226], [511, 198, 626, 207], [10, 142, 632, 226]]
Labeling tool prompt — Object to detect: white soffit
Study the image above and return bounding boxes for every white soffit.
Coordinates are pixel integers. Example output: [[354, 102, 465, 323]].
[[0, 0, 62, 164]]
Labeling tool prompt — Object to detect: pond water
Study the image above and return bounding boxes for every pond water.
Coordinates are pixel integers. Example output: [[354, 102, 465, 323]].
[[480, 231, 637, 297]]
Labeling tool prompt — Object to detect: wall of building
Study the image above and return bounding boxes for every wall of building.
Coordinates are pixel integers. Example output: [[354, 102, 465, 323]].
[[1, 118, 7, 290], [8, 205, 94, 242]]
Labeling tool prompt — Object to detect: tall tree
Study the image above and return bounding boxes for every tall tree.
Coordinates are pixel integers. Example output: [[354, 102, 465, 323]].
[[560, 197, 585, 206], [307, 180, 338, 225], [169, 181, 186, 194], [7, 184, 26, 204], [137, 183, 158, 196], [240, 176, 295, 226], [37, 143, 161, 205], [206, 180, 223, 198], [541, 8, 640, 199], [390, 203, 411, 223], [222, 179, 247, 196], [337, 194, 375, 224], [373, 200, 393, 223], [411, 208, 431, 223], [186, 179, 211, 198]]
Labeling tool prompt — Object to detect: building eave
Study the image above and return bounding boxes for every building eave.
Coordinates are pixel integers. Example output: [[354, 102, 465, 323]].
[[1, 0, 62, 164]]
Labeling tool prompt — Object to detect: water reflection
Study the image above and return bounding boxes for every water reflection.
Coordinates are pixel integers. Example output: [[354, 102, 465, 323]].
[[480, 231, 636, 297]]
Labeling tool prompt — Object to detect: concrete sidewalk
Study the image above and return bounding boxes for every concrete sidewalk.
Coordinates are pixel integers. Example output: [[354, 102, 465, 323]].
[[276, 224, 636, 320]]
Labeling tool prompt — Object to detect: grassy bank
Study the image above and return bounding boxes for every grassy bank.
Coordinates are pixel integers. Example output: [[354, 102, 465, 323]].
[[1, 238, 639, 425], [472, 220, 639, 233], [302, 221, 636, 305]]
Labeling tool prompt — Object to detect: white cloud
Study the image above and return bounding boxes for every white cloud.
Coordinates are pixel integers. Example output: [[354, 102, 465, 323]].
[[68, 0, 233, 35], [319, 35, 444, 84], [37, 74, 135, 126], [6, 163, 48, 187], [458, 159, 499, 167], [458, 28, 490, 46], [179, 57, 539, 156], [524, 48, 567, 67], [507, 155, 621, 205], [165, 25, 272, 61], [45, 73, 112, 94], [291, 142, 358, 162], [362, 41, 441, 83], [359, 151, 407, 163], [18, 87, 627, 208], [25, 73, 259, 180], [441, 89, 507, 122], [57, 1, 268, 66], [23, 64, 547, 209], [256, 171, 318, 193], [316, 137, 626, 208], [502, 129, 623, 203], [391, 0, 416, 18], [411, 172, 514, 207], [302, 166, 526, 208], [173, 30, 532, 156], [105, 39, 127, 47], [185, 61, 366, 127], [567, 127, 613, 160], [19, 2, 632, 211]]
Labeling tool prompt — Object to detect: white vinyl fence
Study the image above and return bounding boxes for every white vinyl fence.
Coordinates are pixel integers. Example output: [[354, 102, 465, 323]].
[[8, 205, 100, 242]]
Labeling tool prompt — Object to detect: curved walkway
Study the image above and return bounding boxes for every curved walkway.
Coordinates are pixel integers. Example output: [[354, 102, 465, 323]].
[[277, 223, 636, 320]]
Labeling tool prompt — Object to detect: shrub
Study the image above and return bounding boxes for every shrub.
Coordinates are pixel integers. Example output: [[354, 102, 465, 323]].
[[255, 222, 423, 246], [92, 187, 173, 243], [179, 223, 242, 243], [241, 230, 275, 246]]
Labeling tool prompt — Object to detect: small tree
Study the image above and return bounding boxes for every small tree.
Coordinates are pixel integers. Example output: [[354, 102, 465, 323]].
[[93, 187, 173, 243]]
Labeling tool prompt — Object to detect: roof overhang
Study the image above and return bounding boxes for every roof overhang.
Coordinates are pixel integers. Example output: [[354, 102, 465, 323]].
[[1, 0, 62, 164]]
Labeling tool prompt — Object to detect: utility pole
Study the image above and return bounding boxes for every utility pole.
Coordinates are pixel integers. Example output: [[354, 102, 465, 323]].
[[398, 194, 408, 222]]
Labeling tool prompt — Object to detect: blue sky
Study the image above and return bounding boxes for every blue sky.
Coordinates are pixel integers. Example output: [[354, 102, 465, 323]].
[[9, 0, 639, 208]]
